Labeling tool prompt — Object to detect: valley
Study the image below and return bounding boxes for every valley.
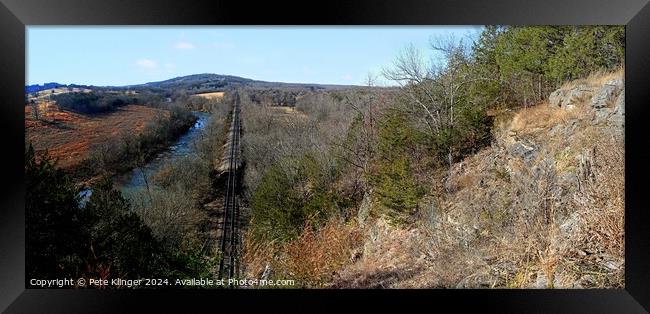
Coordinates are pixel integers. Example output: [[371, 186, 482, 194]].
[[25, 25, 625, 290]]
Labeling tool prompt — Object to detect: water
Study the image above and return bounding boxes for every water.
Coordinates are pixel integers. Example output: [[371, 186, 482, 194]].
[[79, 111, 211, 205]]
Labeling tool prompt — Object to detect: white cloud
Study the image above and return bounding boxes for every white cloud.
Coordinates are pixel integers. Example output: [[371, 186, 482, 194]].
[[174, 41, 195, 50], [341, 74, 353, 81], [135, 59, 157, 69]]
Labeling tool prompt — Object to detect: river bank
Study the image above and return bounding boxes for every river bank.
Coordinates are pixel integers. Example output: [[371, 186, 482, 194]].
[[113, 111, 211, 194], [79, 110, 211, 205]]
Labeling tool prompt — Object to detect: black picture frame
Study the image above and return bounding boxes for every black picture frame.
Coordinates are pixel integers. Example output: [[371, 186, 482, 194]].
[[1, 0, 649, 312]]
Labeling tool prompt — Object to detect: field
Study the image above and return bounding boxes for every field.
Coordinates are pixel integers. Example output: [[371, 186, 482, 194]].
[[268, 105, 308, 119], [194, 91, 225, 100], [25, 103, 167, 169], [27, 87, 93, 102]]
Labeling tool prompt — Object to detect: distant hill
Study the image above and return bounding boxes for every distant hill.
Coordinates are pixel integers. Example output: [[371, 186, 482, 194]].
[[27, 74, 359, 95], [135, 73, 357, 92]]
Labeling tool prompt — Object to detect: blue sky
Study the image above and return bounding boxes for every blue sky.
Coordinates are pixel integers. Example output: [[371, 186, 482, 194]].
[[27, 26, 482, 87]]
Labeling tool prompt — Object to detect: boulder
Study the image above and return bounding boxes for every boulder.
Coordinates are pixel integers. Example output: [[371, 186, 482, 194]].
[[508, 142, 536, 161], [591, 79, 623, 109], [559, 211, 580, 234], [575, 274, 595, 288], [565, 84, 592, 107], [549, 84, 592, 109], [548, 89, 566, 108], [593, 108, 612, 124], [611, 89, 625, 127], [603, 259, 621, 272], [614, 89, 625, 115], [534, 272, 562, 288]]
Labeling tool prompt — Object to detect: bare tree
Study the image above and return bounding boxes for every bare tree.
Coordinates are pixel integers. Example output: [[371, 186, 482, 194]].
[[332, 74, 384, 178], [383, 36, 493, 186], [429, 35, 473, 170]]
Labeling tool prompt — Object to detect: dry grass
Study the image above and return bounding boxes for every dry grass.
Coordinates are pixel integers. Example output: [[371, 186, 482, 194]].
[[241, 229, 278, 280], [242, 218, 363, 288], [25, 104, 166, 169], [560, 67, 624, 90], [510, 102, 585, 134], [283, 219, 363, 287], [449, 172, 476, 192], [331, 69, 624, 289], [331, 218, 434, 288], [509, 68, 623, 134], [569, 133, 625, 287], [193, 91, 225, 100], [269, 106, 296, 114], [267, 106, 309, 120]]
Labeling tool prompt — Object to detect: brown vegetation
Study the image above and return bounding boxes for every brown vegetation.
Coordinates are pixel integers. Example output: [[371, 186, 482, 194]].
[[25, 103, 167, 169], [333, 70, 624, 288], [239, 70, 624, 289], [129, 105, 231, 254], [243, 218, 363, 288], [193, 91, 225, 100]]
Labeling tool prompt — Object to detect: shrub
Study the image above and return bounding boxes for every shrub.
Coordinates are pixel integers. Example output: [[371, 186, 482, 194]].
[[52, 92, 138, 114], [250, 153, 335, 242], [371, 109, 424, 226], [282, 219, 363, 287]]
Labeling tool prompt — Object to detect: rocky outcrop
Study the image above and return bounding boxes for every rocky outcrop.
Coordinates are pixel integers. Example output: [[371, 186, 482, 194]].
[[592, 79, 624, 126], [508, 141, 537, 162], [548, 84, 593, 110], [547, 78, 624, 127], [611, 89, 625, 127], [591, 79, 623, 109]]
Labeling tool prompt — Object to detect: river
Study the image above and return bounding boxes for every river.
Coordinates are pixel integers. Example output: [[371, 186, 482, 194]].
[[79, 111, 212, 206]]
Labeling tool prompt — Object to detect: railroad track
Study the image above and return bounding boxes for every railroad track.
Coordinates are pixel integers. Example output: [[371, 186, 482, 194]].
[[218, 93, 241, 281]]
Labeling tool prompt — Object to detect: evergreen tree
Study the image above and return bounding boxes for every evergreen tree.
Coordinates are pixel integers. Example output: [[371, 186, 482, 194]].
[[25, 144, 87, 281], [371, 109, 424, 226], [251, 153, 335, 242]]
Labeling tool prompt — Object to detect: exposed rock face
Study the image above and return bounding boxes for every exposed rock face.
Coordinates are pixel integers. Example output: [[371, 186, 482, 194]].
[[614, 90, 625, 115], [548, 78, 624, 127], [508, 141, 536, 162], [548, 89, 565, 107], [592, 79, 623, 109], [335, 72, 624, 289], [611, 89, 625, 127], [592, 80, 624, 125], [549, 84, 593, 109]]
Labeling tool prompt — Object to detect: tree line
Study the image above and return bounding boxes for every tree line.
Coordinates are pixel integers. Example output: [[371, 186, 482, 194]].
[[50, 92, 158, 114]]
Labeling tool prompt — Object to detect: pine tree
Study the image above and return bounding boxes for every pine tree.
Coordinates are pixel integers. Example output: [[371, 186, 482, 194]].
[[251, 153, 335, 241], [371, 109, 424, 226]]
